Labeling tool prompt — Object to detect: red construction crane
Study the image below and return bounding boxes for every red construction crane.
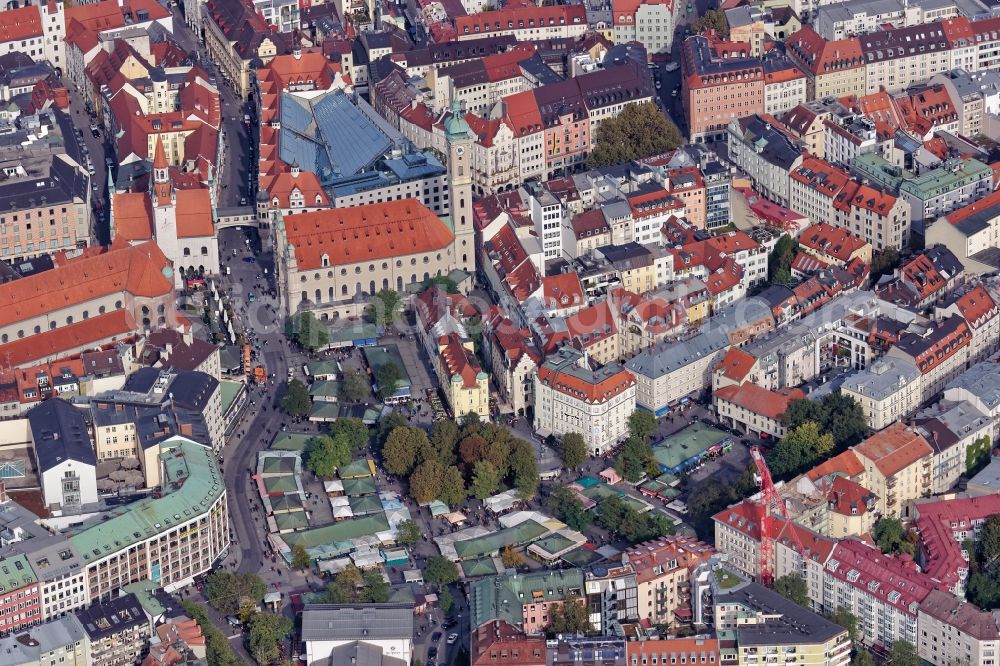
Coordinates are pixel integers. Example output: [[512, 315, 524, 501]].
[[750, 446, 807, 587]]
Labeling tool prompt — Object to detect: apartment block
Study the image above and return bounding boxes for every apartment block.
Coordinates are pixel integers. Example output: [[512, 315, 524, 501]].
[[918, 590, 1000, 666], [888, 315, 971, 403], [852, 422, 934, 518], [682, 36, 765, 143], [534, 347, 636, 456], [786, 28, 865, 100], [715, 580, 852, 666], [841, 357, 922, 430], [822, 539, 940, 649], [75, 593, 149, 666], [72, 437, 229, 601], [621, 536, 713, 627], [913, 494, 1000, 596]]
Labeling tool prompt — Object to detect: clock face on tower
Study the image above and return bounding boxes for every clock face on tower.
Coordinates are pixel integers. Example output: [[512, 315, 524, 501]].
[[455, 146, 465, 156]]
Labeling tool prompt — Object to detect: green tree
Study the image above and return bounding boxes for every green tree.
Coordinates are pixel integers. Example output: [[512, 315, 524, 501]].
[[501, 546, 526, 570], [968, 435, 992, 475], [871, 247, 900, 283], [471, 461, 501, 499], [825, 607, 859, 643], [341, 369, 371, 402], [782, 394, 868, 450], [377, 412, 407, 446], [967, 572, 1000, 609], [508, 438, 538, 499], [247, 612, 293, 666], [280, 379, 311, 417], [410, 459, 445, 504], [303, 434, 352, 478], [980, 514, 1000, 567], [587, 102, 682, 168], [285, 312, 329, 351], [204, 571, 266, 615], [291, 543, 311, 571], [439, 587, 454, 614], [774, 573, 809, 607], [365, 288, 403, 328], [628, 410, 658, 441], [439, 465, 467, 507], [430, 419, 461, 465], [375, 362, 405, 401], [421, 275, 460, 294], [687, 480, 739, 540], [329, 417, 370, 451], [181, 601, 242, 666], [617, 436, 655, 483], [889, 640, 919, 666], [766, 234, 797, 286], [691, 9, 729, 37], [361, 569, 390, 602], [383, 426, 429, 476], [425, 556, 460, 586], [324, 563, 364, 602], [873, 517, 915, 556], [545, 487, 593, 532], [560, 433, 587, 469], [396, 519, 420, 546], [549, 597, 591, 634], [851, 650, 875, 666], [767, 422, 834, 480]]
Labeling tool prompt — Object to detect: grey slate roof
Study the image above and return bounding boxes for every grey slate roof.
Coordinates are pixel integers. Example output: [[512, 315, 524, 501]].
[[27, 399, 96, 472], [301, 604, 414, 642], [75, 593, 146, 640], [0, 615, 87, 665], [945, 362, 1000, 411], [716, 581, 847, 646], [842, 357, 920, 400]]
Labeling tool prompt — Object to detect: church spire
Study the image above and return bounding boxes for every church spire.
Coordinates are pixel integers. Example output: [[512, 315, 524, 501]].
[[151, 136, 173, 207], [153, 136, 169, 183]]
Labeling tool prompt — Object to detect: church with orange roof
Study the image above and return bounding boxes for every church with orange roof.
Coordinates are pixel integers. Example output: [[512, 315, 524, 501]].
[[110, 138, 219, 288]]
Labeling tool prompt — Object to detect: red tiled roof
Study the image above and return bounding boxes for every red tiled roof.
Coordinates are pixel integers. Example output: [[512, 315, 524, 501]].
[[623, 536, 714, 584], [714, 347, 756, 382], [471, 620, 546, 666], [952, 285, 997, 330], [540, 274, 584, 311], [565, 302, 617, 348], [824, 475, 876, 516], [854, 422, 933, 478], [0, 243, 173, 329], [503, 90, 543, 137], [714, 383, 804, 421], [627, 638, 720, 661], [0, 5, 41, 43], [798, 222, 868, 263], [786, 27, 863, 76], [536, 359, 634, 404], [827, 539, 946, 617], [915, 494, 1000, 591], [282, 200, 453, 270], [946, 188, 1000, 226], [807, 450, 865, 481], [0, 310, 136, 369], [439, 332, 483, 389], [713, 499, 761, 540], [455, 5, 585, 36], [113, 192, 154, 241]]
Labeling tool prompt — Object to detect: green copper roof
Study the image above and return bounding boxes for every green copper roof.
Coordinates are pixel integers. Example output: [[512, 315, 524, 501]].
[[70, 437, 223, 564]]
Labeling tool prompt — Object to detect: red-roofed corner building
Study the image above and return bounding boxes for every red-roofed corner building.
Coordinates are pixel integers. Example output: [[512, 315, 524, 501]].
[[913, 494, 1000, 597], [785, 27, 864, 101], [797, 222, 872, 268], [713, 382, 805, 439], [622, 536, 714, 627], [471, 620, 546, 666], [533, 346, 636, 455], [935, 284, 1000, 364], [823, 539, 947, 650], [436, 332, 490, 421], [927, 188, 1000, 277], [852, 422, 934, 519], [682, 35, 765, 143]]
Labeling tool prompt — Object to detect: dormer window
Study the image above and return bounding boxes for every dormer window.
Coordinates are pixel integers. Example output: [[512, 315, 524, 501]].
[[321, 254, 330, 268]]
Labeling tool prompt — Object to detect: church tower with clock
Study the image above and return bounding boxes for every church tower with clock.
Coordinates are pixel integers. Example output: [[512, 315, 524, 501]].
[[444, 100, 476, 279]]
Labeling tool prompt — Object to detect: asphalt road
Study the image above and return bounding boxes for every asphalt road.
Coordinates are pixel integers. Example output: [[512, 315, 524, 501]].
[[168, 4, 255, 208]]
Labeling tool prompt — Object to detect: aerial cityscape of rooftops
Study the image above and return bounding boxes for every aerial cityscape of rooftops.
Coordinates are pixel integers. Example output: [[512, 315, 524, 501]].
[[3, 0, 1000, 663]]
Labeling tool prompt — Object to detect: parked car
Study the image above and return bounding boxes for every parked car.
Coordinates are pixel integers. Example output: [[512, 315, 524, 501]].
[[431, 632, 442, 642], [447, 633, 459, 645], [225, 616, 242, 627]]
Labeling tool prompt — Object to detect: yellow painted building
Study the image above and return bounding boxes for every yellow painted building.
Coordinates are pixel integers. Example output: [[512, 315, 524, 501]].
[[437, 333, 490, 421]]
